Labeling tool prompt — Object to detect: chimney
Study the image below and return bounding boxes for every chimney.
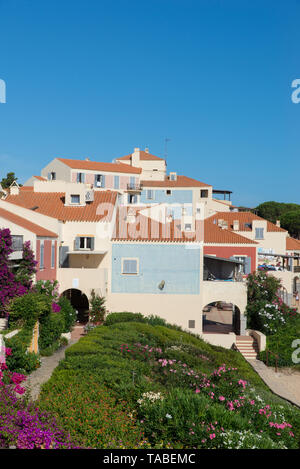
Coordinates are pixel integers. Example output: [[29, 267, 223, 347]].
[[217, 219, 223, 227], [276, 220, 281, 227], [131, 148, 140, 167], [144, 147, 149, 153], [233, 220, 239, 231], [85, 157, 90, 161]]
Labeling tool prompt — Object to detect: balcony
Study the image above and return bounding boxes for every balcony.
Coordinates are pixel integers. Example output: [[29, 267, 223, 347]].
[[203, 255, 244, 282], [126, 183, 143, 192]]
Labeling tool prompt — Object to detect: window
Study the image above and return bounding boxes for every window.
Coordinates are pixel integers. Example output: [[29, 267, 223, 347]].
[[71, 194, 80, 204], [147, 189, 154, 199], [114, 175, 119, 189], [170, 172, 177, 181], [184, 223, 192, 231], [233, 256, 246, 273], [122, 258, 138, 274], [79, 237, 92, 249], [188, 320, 195, 328], [255, 228, 264, 239], [40, 241, 44, 269], [95, 174, 105, 187], [50, 172, 56, 180], [201, 190, 208, 198], [77, 172, 84, 183], [11, 235, 23, 251], [166, 190, 172, 196], [51, 241, 55, 269], [128, 194, 137, 204]]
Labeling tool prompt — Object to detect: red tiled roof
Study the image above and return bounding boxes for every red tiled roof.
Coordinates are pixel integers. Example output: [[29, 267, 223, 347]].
[[203, 219, 258, 244], [116, 151, 165, 162], [286, 237, 300, 251], [206, 212, 287, 233], [5, 190, 118, 222], [141, 175, 212, 188], [112, 207, 257, 244], [33, 175, 47, 181], [0, 207, 57, 237], [57, 158, 142, 174]]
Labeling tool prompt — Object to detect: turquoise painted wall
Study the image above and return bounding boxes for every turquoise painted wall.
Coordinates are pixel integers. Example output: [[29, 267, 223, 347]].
[[111, 243, 200, 294], [140, 189, 193, 205]]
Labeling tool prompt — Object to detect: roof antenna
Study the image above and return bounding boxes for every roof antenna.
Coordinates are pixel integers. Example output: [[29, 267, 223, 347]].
[[164, 137, 170, 163]]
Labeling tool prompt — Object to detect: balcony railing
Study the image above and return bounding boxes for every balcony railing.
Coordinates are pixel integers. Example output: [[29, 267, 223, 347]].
[[126, 183, 143, 192]]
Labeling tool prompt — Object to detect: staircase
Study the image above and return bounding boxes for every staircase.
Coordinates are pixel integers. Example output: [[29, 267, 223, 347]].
[[0, 318, 7, 331], [236, 335, 259, 360]]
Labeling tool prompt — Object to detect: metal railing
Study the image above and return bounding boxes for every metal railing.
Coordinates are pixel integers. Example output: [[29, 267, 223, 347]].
[[126, 183, 143, 191]]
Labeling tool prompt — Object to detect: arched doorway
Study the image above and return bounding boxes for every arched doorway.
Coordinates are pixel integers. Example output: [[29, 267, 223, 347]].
[[293, 276, 300, 294], [62, 289, 89, 323], [202, 301, 241, 334]]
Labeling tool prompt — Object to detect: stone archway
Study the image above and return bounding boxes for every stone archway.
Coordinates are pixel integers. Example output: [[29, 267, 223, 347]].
[[202, 301, 241, 335], [61, 289, 89, 323]]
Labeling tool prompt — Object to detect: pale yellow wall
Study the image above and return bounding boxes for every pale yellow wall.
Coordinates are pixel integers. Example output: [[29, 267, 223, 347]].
[[41, 158, 72, 182], [0, 200, 60, 234], [0, 218, 36, 253]]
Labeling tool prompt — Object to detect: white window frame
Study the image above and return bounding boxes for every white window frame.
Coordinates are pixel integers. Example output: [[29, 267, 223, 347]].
[[70, 194, 80, 205], [255, 228, 264, 240], [147, 189, 154, 200], [121, 257, 139, 275], [79, 237, 92, 250], [232, 255, 247, 273]]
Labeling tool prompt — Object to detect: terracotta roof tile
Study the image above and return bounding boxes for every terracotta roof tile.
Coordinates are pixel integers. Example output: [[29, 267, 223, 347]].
[[286, 237, 300, 251], [0, 207, 57, 237], [116, 151, 165, 161], [112, 207, 257, 244], [5, 190, 117, 222], [206, 212, 287, 233], [57, 158, 141, 174], [141, 175, 211, 188]]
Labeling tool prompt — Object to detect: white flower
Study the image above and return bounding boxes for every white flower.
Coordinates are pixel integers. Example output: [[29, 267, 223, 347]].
[[166, 413, 172, 419]]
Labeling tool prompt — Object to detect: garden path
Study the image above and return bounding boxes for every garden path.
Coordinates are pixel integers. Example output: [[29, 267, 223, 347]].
[[246, 358, 300, 408], [24, 324, 85, 401]]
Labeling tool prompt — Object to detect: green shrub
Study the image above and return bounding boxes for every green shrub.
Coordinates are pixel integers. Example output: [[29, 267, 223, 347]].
[[58, 295, 76, 332], [8, 292, 51, 327], [39, 312, 65, 353], [104, 312, 147, 326], [38, 371, 148, 449], [5, 325, 40, 373]]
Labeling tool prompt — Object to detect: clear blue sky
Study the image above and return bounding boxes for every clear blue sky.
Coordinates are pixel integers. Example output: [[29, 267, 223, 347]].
[[0, 0, 299, 207]]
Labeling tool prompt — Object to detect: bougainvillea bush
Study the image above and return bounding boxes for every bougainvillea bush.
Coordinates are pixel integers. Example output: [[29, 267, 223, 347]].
[[0, 229, 27, 317], [0, 349, 79, 449], [37, 318, 300, 449]]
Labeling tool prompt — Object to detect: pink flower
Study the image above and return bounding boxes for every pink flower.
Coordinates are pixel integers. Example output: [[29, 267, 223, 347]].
[[209, 433, 216, 440], [219, 396, 225, 401]]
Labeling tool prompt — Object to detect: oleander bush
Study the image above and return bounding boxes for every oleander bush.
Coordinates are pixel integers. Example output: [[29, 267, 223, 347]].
[[37, 319, 300, 449]]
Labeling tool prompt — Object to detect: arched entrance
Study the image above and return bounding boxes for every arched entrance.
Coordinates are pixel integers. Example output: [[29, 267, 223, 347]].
[[62, 289, 89, 323], [293, 276, 300, 294], [202, 301, 241, 334]]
